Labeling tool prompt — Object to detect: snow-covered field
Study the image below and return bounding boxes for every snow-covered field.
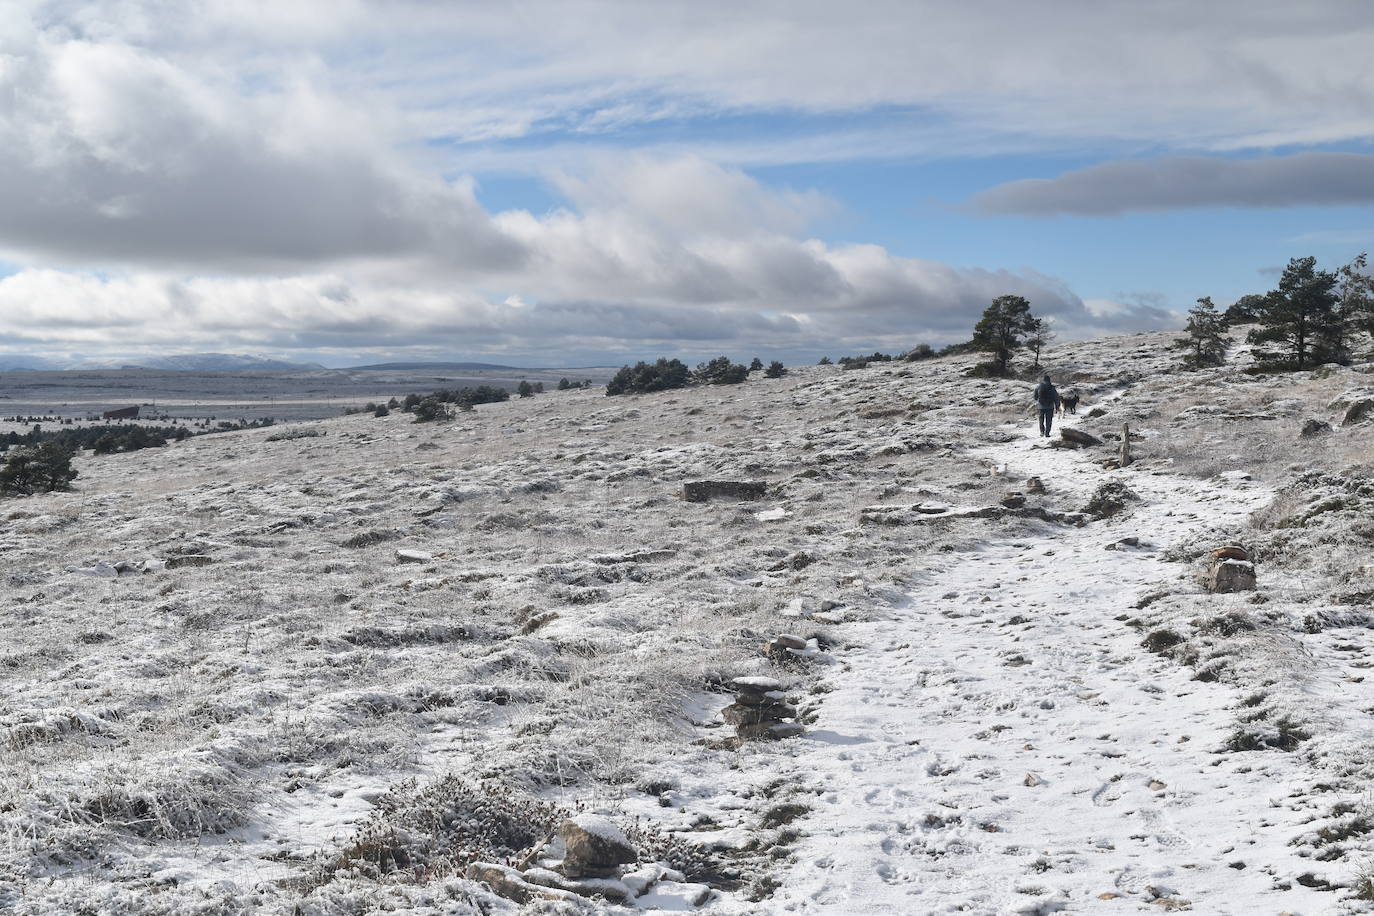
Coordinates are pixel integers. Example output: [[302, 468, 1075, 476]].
[[3, 331, 1373, 914]]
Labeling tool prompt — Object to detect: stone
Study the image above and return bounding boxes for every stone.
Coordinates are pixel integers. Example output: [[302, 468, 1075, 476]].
[[1086, 406, 1109, 418], [1025, 476, 1046, 494], [722, 702, 798, 726], [731, 675, 783, 691], [1082, 480, 1139, 519], [396, 549, 434, 564], [1209, 545, 1249, 562], [165, 555, 213, 569], [1342, 398, 1374, 427], [734, 686, 790, 707], [556, 815, 637, 878], [1206, 559, 1257, 593], [683, 480, 767, 502], [1000, 493, 1026, 509], [774, 633, 807, 650], [1060, 428, 1103, 447], [737, 721, 805, 740], [1300, 418, 1332, 438]]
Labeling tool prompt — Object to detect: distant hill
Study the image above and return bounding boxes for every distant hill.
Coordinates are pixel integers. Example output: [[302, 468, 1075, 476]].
[[0, 353, 325, 372], [345, 361, 519, 371]]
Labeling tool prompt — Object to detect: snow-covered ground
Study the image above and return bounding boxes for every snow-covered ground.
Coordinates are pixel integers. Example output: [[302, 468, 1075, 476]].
[[3, 330, 1374, 914]]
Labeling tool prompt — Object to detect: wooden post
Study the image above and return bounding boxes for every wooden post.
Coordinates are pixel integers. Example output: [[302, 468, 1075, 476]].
[[1119, 423, 1133, 468]]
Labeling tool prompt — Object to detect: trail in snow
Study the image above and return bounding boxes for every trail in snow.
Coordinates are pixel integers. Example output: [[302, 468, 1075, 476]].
[[767, 417, 1336, 914]]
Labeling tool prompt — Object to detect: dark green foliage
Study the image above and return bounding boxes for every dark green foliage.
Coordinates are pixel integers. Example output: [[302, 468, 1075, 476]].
[[749, 357, 764, 371], [1181, 296, 1229, 369], [904, 344, 936, 361], [0, 441, 78, 496], [1223, 293, 1266, 326], [557, 377, 571, 390], [694, 356, 749, 385], [605, 357, 692, 395], [1337, 252, 1374, 340], [817, 356, 832, 365], [838, 352, 893, 370], [971, 294, 1037, 376], [373, 405, 389, 417], [764, 360, 787, 378], [387, 397, 400, 409], [2, 422, 183, 454], [411, 397, 451, 423], [517, 380, 535, 398], [533, 382, 544, 393], [402, 393, 423, 411], [1247, 256, 1344, 370]]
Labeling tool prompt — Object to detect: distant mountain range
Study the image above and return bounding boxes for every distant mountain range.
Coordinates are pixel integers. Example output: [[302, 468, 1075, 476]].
[[0, 353, 325, 372], [344, 361, 518, 371]]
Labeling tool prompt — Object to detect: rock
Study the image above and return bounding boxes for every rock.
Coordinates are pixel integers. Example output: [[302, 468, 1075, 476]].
[[734, 685, 790, 707], [556, 815, 637, 878], [1060, 428, 1103, 447], [1086, 406, 1109, 418], [1209, 545, 1249, 561], [731, 675, 783, 692], [1206, 559, 1257, 593], [736, 721, 805, 740], [165, 555, 213, 569], [773, 633, 807, 650], [1000, 493, 1026, 509], [1342, 398, 1374, 427], [1025, 476, 1046, 494], [395, 548, 434, 564], [683, 480, 767, 502], [722, 702, 798, 726], [1082, 480, 1140, 519], [1299, 418, 1332, 438]]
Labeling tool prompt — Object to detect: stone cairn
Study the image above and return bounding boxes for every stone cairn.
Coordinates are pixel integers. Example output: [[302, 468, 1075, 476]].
[[724, 676, 804, 740], [1204, 545, 1257, 593]]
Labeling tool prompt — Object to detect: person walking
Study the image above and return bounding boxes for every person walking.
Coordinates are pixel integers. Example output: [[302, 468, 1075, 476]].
[[1033, 374, 1061, 437]]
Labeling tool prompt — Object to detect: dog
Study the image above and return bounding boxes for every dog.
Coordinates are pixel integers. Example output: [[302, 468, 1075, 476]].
[[1058, 392, 1080, 415]]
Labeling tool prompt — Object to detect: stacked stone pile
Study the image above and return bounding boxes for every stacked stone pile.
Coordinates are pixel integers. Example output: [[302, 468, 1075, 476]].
[[724, 676, 804, 740], [1204, 544, 1257, 593]]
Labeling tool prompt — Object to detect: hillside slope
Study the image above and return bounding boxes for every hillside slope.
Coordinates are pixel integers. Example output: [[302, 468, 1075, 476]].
[[2, 331, 1373, 914]]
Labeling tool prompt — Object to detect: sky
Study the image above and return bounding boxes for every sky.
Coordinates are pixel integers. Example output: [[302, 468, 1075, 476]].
[[2, 0, 1374, 368]]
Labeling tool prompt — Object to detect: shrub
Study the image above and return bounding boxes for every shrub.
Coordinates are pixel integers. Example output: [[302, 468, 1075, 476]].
[[0, 441, 78, 495], [764, 360, 787, 378], [557, 377, 571, 390], [818, 356, 832, 365], [402, 393, 422, 412], [387, 397, 400, 409], [373, 405, 389, 417], [749, 357, 764, 371], [517, 380, 535, 398], [411, 398, 452, 423], [904, 344, 936, 361], [694, 356, 748, 385], [606, 358, 691, 395]]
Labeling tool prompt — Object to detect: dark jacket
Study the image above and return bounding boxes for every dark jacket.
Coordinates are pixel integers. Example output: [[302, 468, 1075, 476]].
[[1033, 381, 1060, 410]]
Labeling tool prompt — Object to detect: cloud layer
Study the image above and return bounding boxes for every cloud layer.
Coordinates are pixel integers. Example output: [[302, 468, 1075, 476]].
[[973, 153, 1374, 216]]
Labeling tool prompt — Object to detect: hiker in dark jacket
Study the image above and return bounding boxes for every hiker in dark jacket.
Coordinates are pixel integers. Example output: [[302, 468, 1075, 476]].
[[1032, 374, 1061, 436]]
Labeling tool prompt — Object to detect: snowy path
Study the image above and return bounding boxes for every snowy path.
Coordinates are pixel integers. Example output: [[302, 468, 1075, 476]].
[[767, 420, 1337, 914]]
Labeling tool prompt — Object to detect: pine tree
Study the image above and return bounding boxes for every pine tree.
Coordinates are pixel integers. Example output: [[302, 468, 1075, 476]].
[[1248, 256, 1343, 370], [1181, 296, 1228, 369], [517, 380, 535, 398], [1025, 317, 1055, 369], [749, 357, 764, 371], [971, 295, 1037, 376]]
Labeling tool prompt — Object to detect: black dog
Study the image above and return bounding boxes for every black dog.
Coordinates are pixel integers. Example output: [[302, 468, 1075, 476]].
[[1059, 392, 1080, 415]]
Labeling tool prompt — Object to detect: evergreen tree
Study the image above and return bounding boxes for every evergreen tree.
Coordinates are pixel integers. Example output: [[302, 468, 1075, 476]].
[[1248, 256, 1343, 369], [694, 356, 748, 385], [1025, 317, 1055, 369], [1181, 296, 1228, 369], [0, 441, 78, 495], [817, 356, 832, 365], [557, 377, 571, 390], [971, 295, 1037, 376], [1223, 293, 1266, 326], [764, 360, 786, 378], [1337, 252, 1374, 343], [517, 380, 535, 398]]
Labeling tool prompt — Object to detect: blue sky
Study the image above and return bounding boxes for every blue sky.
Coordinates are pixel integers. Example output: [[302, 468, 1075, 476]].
[[1, 1, 1373, 368]]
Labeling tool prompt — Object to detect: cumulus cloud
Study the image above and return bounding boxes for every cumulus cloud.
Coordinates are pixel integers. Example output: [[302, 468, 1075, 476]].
[[972, 153, 1374, 216], [0, 1, 1232, 362]]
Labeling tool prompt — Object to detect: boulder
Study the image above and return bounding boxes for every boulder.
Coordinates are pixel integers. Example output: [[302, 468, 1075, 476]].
[[396, 548, 434, 564], [1342, 398, 1374, 427], [773, 633, 807, 650], [557, 815, 637, 878], [1000, 493, 1026, 509], [1060, 428, 1103, 447], [1025, 477, 1046, 494], [1299, 418, 1332, 438], [1206, 559, 1257, 593], [683, 480, 767, 502]]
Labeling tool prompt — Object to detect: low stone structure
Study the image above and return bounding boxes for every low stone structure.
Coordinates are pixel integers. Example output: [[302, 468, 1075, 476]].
[[725, 676, 803, 739], [1205, 546, 1257, 593]]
